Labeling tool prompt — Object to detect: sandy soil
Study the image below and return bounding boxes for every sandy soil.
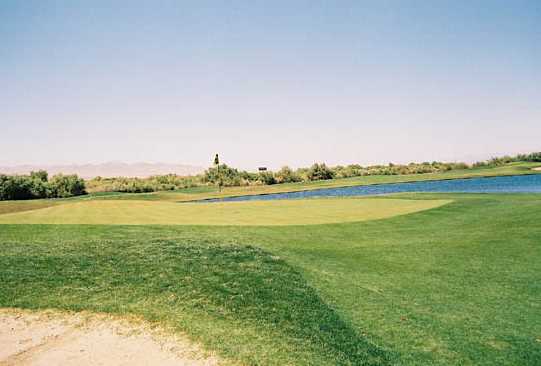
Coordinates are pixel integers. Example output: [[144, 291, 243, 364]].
[[533, 167, 541, 171], [0, 309, 220, 366]]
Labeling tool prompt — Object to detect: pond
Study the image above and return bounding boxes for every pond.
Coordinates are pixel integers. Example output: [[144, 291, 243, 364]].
[[208, 174, 541, 202]]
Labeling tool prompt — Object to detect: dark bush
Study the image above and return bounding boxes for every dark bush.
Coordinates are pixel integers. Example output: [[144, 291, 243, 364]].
[[0, 172, 86, 200], [49, 174, 86, 198], [307, 163, 335, 181], [258, 171, 276, 185], [275, 166, 302, 183]]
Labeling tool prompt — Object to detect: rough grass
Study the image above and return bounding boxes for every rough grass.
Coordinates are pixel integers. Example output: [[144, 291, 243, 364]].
[[0, 233, 391, 365], [0, 198, 450, 226]]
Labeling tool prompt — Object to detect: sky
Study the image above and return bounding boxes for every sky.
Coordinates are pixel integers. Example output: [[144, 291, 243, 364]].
[[1, 0, 539, 170]]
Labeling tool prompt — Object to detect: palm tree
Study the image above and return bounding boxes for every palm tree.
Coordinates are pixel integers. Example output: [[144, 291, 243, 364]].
[[214, 154, 222, 192]]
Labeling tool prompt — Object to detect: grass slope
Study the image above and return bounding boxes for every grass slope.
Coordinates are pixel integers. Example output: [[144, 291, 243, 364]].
[[244, 193, 541, 365], [0, 198, 449, 226], [0, 200, 59, 215], [0, 231, 391, 365], [1, 193, 540, 365]]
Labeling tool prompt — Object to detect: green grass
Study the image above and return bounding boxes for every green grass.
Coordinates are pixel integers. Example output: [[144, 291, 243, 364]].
[[0, 226, 392, 365], [1, 193, 540, 365], [0, 200, 60, 215], [0, 198, 450, 226]]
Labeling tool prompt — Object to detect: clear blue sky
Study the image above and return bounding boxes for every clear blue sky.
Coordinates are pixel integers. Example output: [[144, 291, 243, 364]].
[[1, 0, 539, 170]]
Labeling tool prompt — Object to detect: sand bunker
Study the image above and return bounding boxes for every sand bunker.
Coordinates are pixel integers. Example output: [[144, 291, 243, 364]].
[[0, 309, 220, 366], [533, 167, 541, 171]]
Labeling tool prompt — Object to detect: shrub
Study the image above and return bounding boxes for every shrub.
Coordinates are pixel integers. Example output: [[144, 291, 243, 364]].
[[30, 170, 48, 182], [519, 152, 541, 162], [307, 163, 335, 181], [203, 164, 255, 187], [0, 175, 35, 200], [49, 174, 86, 198], [0, 172, 86, 200], [275, 166, 302, 183], [258, 171, 277, 185], [77, 151, 541, 195]]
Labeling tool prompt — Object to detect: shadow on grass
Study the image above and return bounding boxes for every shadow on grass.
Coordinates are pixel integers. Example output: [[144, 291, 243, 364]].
[[0, 239, 393, 365]]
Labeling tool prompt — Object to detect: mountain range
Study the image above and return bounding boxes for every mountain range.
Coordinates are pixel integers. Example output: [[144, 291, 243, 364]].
[[0, 162, 205, 179]]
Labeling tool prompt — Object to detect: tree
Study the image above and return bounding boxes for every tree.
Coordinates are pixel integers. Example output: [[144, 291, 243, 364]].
[[0, 175, 35, 200], [275, 166, 301, 183], [0, 171, 87, 201], [258, 171, 276, 185], [307, 163, 335, 181], [30, 170, 48, 182], [49, 174, 86, 198], [204, 164, 242, 187], [213, 154, 222, 191]]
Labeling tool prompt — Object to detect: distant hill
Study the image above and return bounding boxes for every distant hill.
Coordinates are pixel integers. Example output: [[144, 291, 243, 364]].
[[0, 162, 205, 179]]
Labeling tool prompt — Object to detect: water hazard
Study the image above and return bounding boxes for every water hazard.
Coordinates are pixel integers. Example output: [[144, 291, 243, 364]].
[[208, 174, 541, 202]]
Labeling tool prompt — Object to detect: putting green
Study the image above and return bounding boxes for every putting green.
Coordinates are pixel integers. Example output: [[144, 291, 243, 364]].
[[0, 198, 451, 226]]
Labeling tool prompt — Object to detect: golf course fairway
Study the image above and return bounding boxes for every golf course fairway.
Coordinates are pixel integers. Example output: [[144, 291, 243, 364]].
[[1, 193, 539, 365]]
